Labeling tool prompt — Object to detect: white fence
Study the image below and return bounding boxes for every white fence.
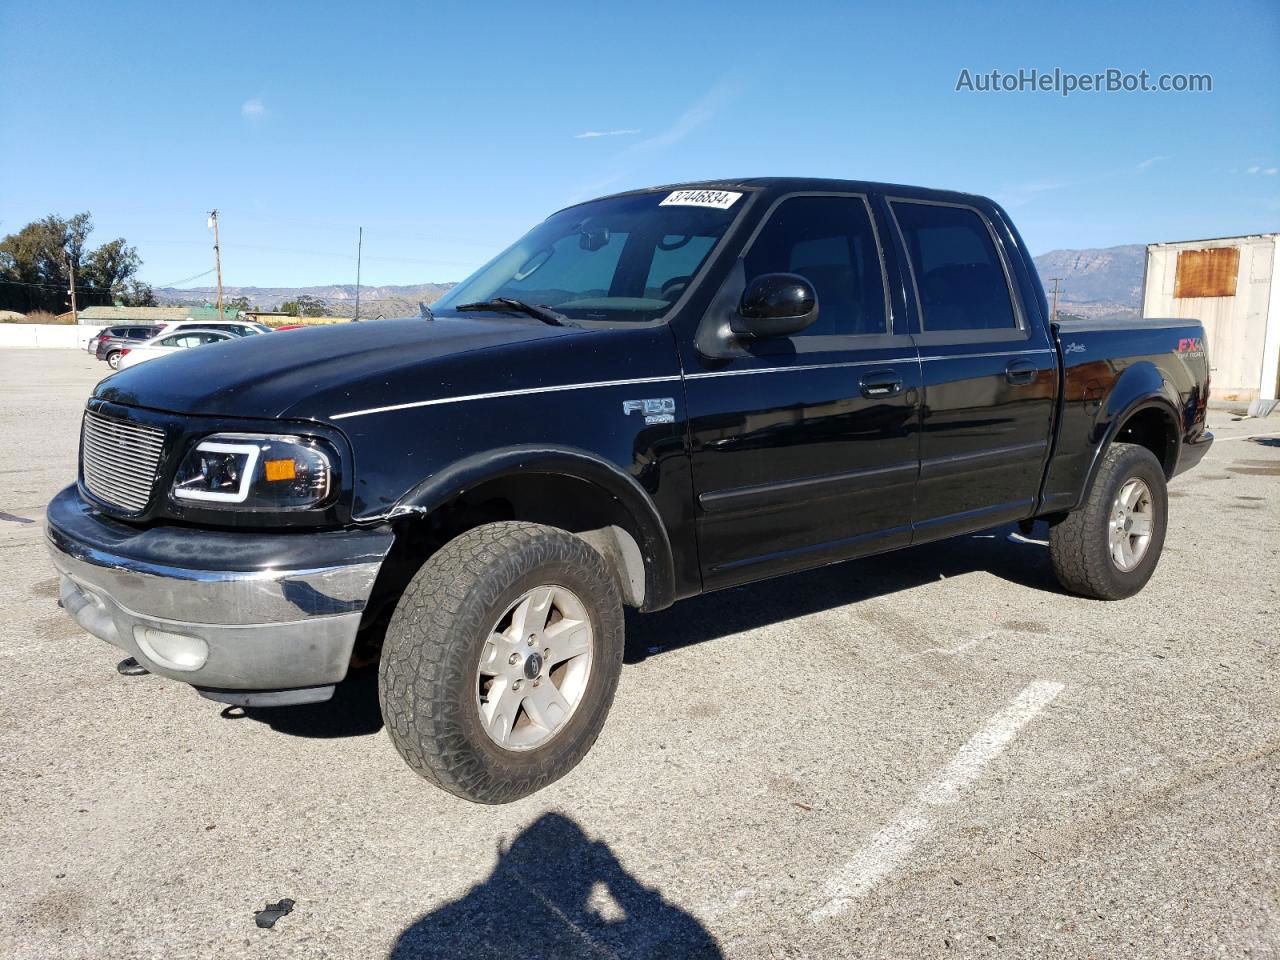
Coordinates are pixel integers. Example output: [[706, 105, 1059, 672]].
[[0, 324, 108, 349]]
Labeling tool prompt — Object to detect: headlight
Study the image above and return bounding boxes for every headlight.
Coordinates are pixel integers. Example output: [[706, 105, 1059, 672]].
[[172, 434, 334, 509]]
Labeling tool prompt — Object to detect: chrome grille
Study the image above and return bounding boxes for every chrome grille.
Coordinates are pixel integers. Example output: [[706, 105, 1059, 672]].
[[80, 411, 165, 511]]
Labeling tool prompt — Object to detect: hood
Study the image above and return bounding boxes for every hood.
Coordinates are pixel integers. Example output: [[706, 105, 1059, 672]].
[[94, 316, 582, 421]]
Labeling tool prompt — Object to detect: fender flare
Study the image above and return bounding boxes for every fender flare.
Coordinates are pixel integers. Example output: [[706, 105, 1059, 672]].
[[1078, 363, 1181, 508], [390, 444, 677, 611]]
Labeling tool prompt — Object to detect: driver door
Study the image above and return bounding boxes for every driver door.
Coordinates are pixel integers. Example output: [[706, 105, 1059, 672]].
[[681, 194, 922, 589]]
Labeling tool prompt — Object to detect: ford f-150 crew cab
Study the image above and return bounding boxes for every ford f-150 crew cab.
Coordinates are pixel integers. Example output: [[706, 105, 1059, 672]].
[[47, 178, 1212, 803]]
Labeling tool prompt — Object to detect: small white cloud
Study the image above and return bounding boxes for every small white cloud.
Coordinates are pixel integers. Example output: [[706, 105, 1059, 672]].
[[1136, 155, 1169, 170], [241, 98, 266, 119], [574, 128, 640, 139], [1246, 165, 1262, 174], [1265, 168, 1279, 176]]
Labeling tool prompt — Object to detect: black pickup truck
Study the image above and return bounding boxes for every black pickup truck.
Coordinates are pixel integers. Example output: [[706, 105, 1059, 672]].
[[47, 178, 1212, 802]]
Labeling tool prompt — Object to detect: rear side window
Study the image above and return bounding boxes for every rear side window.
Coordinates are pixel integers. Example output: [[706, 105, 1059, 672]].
[[891, 202, 1017, 331], [743, 196, 887, 337], [128, 328, 153, 339]]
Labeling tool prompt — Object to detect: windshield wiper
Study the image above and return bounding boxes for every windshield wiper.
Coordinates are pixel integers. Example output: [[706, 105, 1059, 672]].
[[455, 298, 569, 327]]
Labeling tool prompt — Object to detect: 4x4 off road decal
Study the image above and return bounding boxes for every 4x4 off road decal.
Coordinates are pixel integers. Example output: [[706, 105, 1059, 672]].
[[1177, 337, 1205, 355], [622, 397, 676, 424]]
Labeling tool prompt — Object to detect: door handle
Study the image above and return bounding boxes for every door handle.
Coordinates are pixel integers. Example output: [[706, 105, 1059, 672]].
[[1005, 359, 1038, 385], [859, 369, 903, 399]]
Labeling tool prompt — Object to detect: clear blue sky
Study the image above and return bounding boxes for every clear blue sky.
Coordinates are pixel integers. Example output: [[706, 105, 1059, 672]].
[[2, 0, 1277, 290]]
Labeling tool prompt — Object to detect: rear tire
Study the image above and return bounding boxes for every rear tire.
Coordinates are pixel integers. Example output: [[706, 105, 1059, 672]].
[[1049, 442, 1168, 600], [378, 521, 624, 803], [106, 351, 122, 370]]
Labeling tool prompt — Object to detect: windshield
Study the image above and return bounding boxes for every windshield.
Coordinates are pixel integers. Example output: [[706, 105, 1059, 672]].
[[433, 190, 746, 324]]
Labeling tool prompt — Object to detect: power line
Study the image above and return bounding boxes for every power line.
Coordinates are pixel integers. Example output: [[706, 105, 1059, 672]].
[[156, 267, 216, 288], [0, 278, 117, 292]]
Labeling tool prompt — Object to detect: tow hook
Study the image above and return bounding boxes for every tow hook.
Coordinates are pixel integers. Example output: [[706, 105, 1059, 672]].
[[116, 657, 150, 677]]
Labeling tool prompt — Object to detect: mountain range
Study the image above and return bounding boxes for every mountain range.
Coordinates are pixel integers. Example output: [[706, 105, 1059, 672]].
[[154, 283, 457, 318], [1031, 244, 1145, 321], [155, 245, 1147, 322]]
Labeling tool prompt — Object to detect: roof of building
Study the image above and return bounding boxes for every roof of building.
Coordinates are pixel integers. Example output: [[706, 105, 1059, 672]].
[[76, 305, 235, 324], [1148, 232, 1280, 248]]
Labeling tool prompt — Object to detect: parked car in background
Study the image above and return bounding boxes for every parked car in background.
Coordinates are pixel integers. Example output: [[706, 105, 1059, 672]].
[[152, 319, 272, 338], [95, 322, 268, 368], [91, 326, 161, 367], [116, 327, 239, 370]]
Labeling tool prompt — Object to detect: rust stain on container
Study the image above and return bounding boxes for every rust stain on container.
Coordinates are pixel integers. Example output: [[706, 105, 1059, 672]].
[[1174, 247, 1240, 299]]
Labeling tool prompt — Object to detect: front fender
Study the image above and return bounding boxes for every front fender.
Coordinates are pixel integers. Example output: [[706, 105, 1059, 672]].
[[390, 444, 677, 611]]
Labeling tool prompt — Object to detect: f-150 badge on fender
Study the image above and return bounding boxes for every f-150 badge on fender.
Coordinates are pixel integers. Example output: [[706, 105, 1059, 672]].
[[623, 397, 675, 424]]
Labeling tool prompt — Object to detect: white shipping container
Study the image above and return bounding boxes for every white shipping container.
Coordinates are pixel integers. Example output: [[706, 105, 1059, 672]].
[[1143, 233, 1280, 403]]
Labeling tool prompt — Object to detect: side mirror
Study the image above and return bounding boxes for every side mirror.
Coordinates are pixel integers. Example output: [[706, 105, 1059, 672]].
[[733, 273, 818, 339]]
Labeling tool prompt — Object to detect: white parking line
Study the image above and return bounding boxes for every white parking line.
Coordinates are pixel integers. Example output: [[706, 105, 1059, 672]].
[[810, 679, 1065, 921], [1211, 429, 1280, 443]]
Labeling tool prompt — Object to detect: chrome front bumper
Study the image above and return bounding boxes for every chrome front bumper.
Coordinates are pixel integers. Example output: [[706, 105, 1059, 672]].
[[45, 485, 394, 704]]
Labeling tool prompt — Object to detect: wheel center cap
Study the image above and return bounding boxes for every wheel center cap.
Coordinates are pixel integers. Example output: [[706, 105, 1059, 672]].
[[523, 652, 543, 680]]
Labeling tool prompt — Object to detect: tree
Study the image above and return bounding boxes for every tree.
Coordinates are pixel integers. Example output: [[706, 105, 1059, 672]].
[[280, 295, 326, 317], [227, 296, 252, 313], [125, 280, 157, 307], [0, 212, 151, 313]]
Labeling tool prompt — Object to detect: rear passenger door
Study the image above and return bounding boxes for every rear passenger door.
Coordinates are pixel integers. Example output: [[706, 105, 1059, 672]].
[[888, 199, 1057, 541], [683, 193, 921, 588]]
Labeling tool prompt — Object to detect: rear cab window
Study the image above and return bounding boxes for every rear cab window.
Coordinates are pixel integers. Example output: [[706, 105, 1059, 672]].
[[889, 201, 1020, 333]]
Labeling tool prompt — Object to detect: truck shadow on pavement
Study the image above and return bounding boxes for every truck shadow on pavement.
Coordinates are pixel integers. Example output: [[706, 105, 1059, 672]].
[[388, 812, 723, 960], [624, 521, 1060, 662], [235, 522, 1057, 737]]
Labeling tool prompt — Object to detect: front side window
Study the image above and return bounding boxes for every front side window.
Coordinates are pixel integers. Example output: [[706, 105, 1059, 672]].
[[891, 202, 1017, 332], [433, 191, 744, 324], [743, 196, 887, 337]]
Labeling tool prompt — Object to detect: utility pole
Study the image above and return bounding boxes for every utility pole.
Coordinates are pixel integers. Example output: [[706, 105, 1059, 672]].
[[1048, 277, 1062, 326], [354, 226, 363, 322], [67, 256, 77, 319], [208, 210, 224, 318]]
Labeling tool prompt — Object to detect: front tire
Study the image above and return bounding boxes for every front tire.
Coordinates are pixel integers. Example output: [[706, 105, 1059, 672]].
[[1049, 442, 1169, 600], [378, 522, 624, 803]]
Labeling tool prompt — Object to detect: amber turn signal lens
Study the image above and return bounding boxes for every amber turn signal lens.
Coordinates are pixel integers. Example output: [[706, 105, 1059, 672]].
[[263, 458, 297, 482]]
